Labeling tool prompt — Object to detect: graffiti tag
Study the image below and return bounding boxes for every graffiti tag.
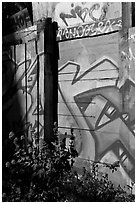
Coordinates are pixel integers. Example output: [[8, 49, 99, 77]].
[[57, 18, 122, 41], [58, 3, 108, 26]]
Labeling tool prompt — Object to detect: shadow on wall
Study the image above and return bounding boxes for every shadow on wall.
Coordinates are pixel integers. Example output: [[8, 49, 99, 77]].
[[2, 47, 25, 164]]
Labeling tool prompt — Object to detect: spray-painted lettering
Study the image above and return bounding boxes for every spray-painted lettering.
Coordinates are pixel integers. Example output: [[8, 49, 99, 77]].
[[57, 18, 122, 41], [54, 2, 121, 27]]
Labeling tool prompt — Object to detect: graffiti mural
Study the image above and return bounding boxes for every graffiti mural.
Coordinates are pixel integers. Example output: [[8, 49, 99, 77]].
[[54, 2, 122, 40], [2, 31, 45, 143], [32, 2, 122, 41], [57, 18, 122, 41], [2, 17, 134, 191], [54, 2, 121, 27], [58, 31, 135, 190]]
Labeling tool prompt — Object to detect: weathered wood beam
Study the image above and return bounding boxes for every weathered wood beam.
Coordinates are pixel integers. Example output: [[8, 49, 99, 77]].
[[2, 25, 37, 46], [44, 18, 59, 142], [122, 2, 132, 28]]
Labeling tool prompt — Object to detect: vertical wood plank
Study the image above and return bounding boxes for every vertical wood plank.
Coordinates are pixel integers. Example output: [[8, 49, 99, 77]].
[[37, 30, 45, 144], [44, 18, 54, 142], [35, 39, 39, 145], [122, 2, 132, 28], [25, 43, 28, 131]]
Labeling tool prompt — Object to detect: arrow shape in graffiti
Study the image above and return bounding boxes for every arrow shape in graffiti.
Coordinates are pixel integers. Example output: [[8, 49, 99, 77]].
[[58, 56, 135, 180]]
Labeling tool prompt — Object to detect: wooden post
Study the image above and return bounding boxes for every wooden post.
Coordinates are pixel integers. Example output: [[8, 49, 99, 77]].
[[52, 21, 59, 127], [44, 18, 59, 142], [119, 3, 131, 111], [122, 2, 132, 28]]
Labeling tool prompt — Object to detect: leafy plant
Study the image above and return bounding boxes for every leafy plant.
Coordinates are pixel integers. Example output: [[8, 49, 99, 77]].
[[2, 127, 135, 202]]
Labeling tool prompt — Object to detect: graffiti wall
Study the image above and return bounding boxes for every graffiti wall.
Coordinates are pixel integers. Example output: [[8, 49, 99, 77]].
[[32, 2, 122, 41], [2, 1, 134, 191], [58, 29, 135, 190], [55, 2, 122, 40], [2, 31, 45, 145]]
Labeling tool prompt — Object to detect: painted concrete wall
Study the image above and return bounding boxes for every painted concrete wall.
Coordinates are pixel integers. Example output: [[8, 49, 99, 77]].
[[58, 28, 135, 191]]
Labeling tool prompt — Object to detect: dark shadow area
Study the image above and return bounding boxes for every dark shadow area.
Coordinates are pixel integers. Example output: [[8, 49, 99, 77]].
[[2, 3, 33, 193], [2, 2, 33, 36], [2, 46, 25, 194], [132, 2, 135, 27]]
